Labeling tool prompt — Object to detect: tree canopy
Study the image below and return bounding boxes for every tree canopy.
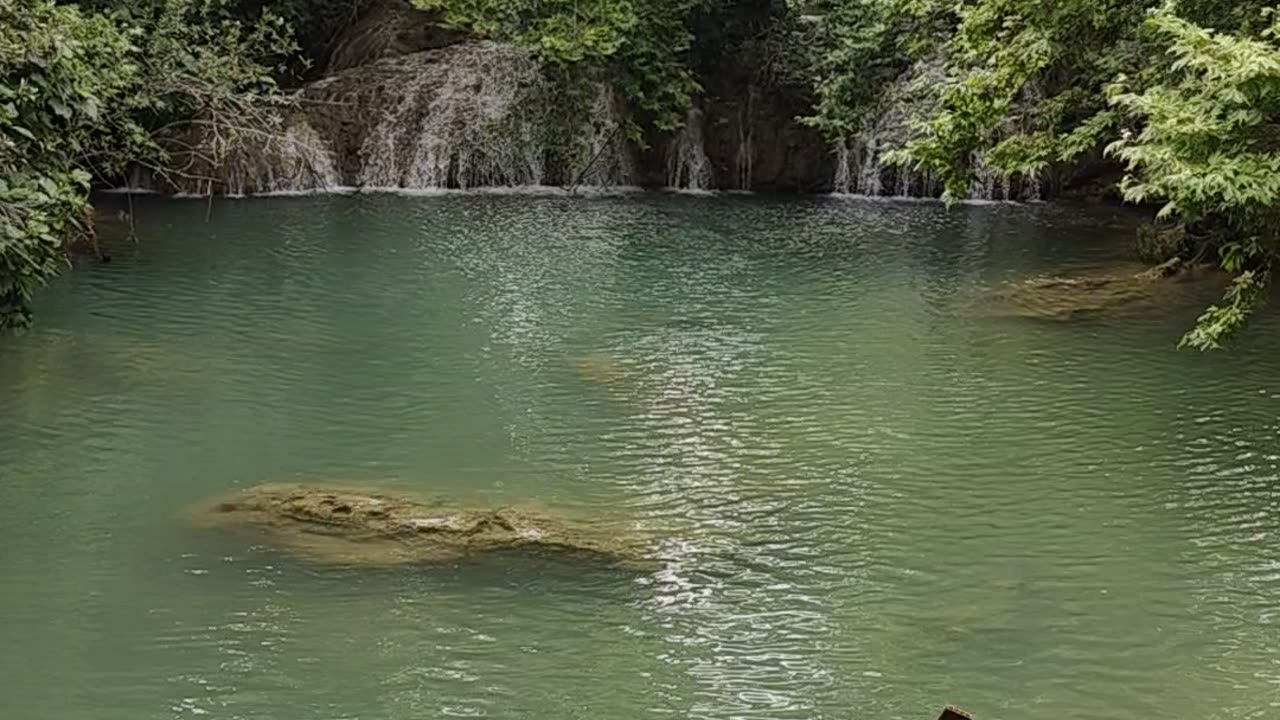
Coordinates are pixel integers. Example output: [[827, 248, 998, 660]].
[[411, 0, 711, 135], [3, 0, 1277, 345], [1, 0, 298, 329], [804, 0, 1279, 346]]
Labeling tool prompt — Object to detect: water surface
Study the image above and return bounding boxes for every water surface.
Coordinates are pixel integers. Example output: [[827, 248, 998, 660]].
[[1, 194, 1278, 720]]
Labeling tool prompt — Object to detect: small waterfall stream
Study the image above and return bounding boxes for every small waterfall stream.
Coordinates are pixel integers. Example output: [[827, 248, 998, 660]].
[[232, 119, 342, 195], [359, 44, 548, 189], [734, 87, 758, 191], [831, 55, 1044, 202], [135, 114, 342, 195], [353, 43, 637, 191], [140, 43, 638, 195], [666, 108, 713, 191], [831, 56, 942, 199], [567, 86, 636, 189]]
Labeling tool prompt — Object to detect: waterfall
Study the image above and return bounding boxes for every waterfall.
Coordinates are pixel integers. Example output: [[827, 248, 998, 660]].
[[833, 143, 851, 194], [351, 43, 634, 191], [833, 135, 926, 197], [666, 108, 713, 191], [137, 114, 341, 195], [858, 136, 885, 196], [968, 153, 1010, 202], [227, 118, 341, 195], [568, 85, 636, 189], [141, 42, 643, 194], [359, 43, 547, 189], [831, 55, 1048, 201], [832, 120, 1037, 202], [830, 54, 953, 199], [734, 87, 757, 191]]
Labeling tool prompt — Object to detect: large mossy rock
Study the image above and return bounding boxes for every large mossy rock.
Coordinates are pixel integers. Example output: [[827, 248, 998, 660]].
[[191, 484, 651, 568], [982, 262, 1225, 321]]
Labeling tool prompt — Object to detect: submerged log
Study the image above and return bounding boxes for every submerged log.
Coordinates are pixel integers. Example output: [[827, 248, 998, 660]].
[[190, 483, 651, 568]]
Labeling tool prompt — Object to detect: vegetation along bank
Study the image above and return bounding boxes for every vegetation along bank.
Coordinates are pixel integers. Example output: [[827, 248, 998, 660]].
[[2, 0, 1277, 344]]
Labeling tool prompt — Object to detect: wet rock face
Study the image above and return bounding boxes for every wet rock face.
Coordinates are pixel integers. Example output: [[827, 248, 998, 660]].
[[641, 88, 832, 193], [703, 88, 834, 193], [324, 0, 466, 74], [635, 1, 833, 192], [192, 484, 650, 568]]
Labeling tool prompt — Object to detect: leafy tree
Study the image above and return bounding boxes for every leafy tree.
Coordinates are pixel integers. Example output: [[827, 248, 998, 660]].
[[805, 0, 1278, 347], [411, 0, 707, 135], [801, 0, 952, 140], [1108, 3, 1280, 348], [0, 0, 295, 330], [1, 0, 137, 329]]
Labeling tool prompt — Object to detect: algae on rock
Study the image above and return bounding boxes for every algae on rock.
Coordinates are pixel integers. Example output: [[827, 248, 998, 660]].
[[190, 483, 651, 568], [981, 262, 1225, 321]]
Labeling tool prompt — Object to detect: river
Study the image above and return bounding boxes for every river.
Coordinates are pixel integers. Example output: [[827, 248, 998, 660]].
[[1, 193, 1277, 720]]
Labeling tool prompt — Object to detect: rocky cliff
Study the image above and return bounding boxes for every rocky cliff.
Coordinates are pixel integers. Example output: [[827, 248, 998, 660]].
[[142, 0, 839, 195], [144, 0, 1087, 198]]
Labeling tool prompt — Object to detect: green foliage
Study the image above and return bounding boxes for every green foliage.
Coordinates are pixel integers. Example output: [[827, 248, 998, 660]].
[[235, 0, 373, 78], [808, 0, 1278, 347], [888, 0, 1150, 200], [1108, 6, 1280, 221], [1181, 269, 1269, 350], [412, 0, 706, 134], [801, 0, 953, 138], [1108, 3, 1279, 347], [0, 0, 297, 330], [1, 0, 137, 329]]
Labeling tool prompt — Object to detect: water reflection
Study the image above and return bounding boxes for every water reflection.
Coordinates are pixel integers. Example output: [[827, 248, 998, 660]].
[[2, 194, 1280, 720]]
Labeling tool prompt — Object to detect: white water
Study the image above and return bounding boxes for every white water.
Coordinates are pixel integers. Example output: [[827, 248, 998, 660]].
[[831, 56, 943, 199], [359, 43, 547, 190], [230, 118, 341, 195], [347, 43, 635, 191], [734, 87, 757, 191], [140, 43, 639, 196], [130, 115, 341, 196], [968, 152, 1011, 202], [832, 57, 1047, 202], [567, 86, 636, 190], [666, 108, 714, 191]]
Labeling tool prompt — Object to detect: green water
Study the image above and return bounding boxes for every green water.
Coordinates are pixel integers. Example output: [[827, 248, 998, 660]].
[[1, 194, 1278, 720]]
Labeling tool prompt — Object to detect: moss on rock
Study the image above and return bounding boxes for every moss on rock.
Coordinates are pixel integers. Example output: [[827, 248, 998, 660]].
[[190, 483, 653, 569]]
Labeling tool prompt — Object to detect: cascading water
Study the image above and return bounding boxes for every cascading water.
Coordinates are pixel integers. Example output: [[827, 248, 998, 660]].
[[319, 42, 635, 191], [359, 43, 547, 189], [136, 113, 341, 195], [226, 119, 341, 195], [832, 56, 1045, 202], [666, 108, 713, 191], [968, 153, 1011, 202], [831, 56, 943, 198], [567, 85, 636, 189], [734, 87, 758, 191]]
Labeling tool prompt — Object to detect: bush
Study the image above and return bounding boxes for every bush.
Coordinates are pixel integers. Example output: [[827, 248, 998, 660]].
[[0, 0, 296, 330]]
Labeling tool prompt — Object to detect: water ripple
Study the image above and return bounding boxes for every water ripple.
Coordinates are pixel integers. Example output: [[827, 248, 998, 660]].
[[1, 194, 1278, 720]]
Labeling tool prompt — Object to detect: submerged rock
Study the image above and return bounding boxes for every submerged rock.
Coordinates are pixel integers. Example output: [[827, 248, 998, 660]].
[[191, 484, 651, 568], [570, 353, 643, 403], [982, 261, 1224, 321]]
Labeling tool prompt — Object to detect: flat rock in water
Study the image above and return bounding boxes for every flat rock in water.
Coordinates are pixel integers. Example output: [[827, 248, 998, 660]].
[[190, 484, 651, 568], [982, 262, 1223, 321]]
